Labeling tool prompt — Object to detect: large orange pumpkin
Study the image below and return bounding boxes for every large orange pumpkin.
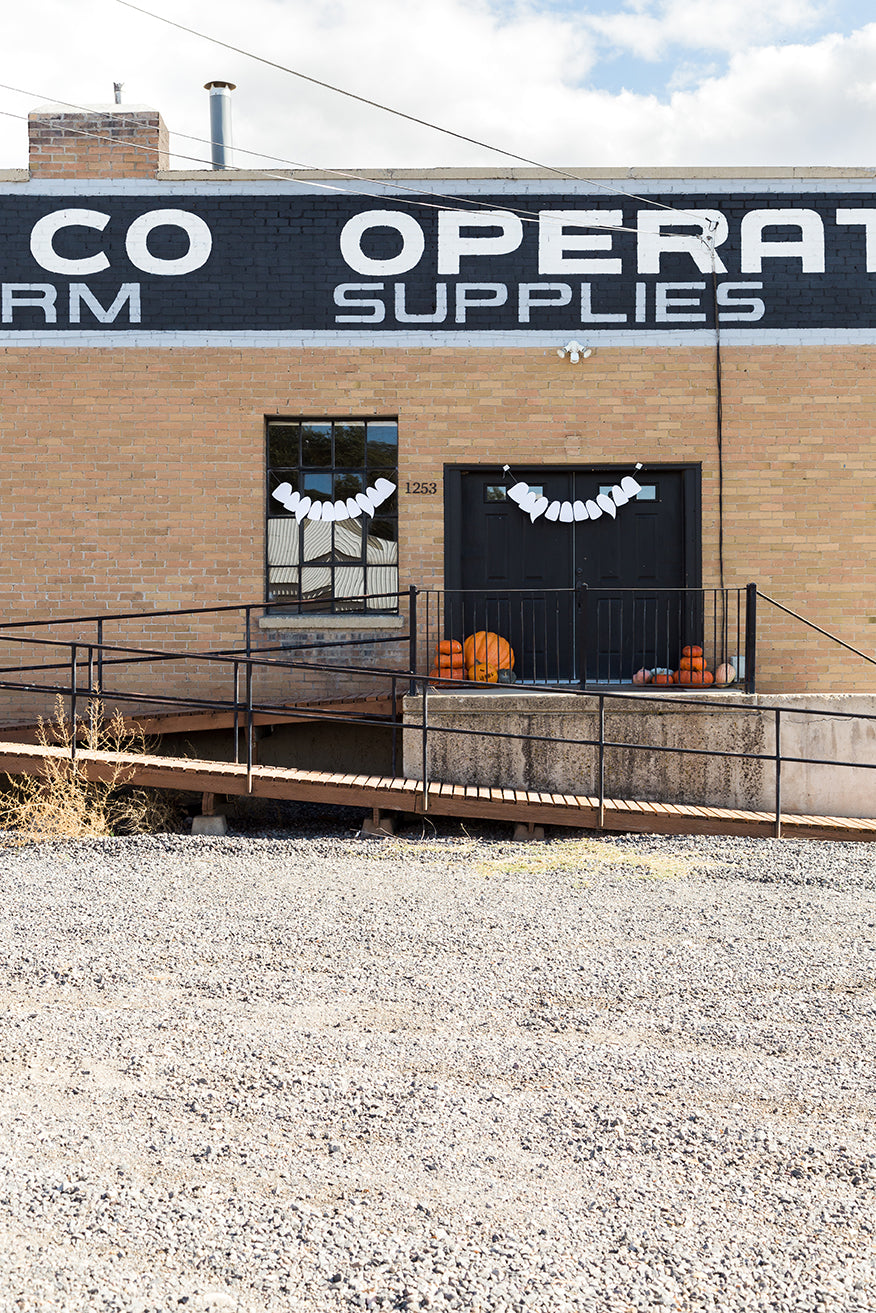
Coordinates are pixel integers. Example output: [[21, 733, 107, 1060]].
[[463, 631, 514, 673], [429, 664, 465, 687], [675, 668, 714, 686]]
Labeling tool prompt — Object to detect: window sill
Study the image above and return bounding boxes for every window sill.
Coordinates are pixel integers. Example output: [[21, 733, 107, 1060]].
[[258, 613, 406, 631]]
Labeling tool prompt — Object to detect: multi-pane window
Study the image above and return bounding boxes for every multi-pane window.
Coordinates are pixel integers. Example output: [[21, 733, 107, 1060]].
[[266, 418, 399, 611]]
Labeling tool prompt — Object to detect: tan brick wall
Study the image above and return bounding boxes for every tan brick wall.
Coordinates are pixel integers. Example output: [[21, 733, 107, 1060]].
[[27, 108, 168, 179], [0, 343, 874, 719]]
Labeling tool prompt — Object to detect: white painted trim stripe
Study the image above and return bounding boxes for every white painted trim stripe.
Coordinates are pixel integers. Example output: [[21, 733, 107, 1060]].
[[1, 328, 876, 348]]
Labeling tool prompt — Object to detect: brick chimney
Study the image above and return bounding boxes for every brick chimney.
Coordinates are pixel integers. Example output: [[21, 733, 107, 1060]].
[[28, 105, 169, 179]]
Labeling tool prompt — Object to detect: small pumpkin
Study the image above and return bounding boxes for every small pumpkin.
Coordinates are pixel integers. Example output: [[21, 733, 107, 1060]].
[[473, 662, 499, 683], [651, 672, 674, 686], [679, 655, 706, 672], [463, 630, 514, 673], [437, 639, 463, 657], [714, 662, 737, 686], [632, 667, 652, 685], [681, 644, 704, 657]]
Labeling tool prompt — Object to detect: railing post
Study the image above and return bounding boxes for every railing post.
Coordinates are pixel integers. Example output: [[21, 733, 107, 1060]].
[[774, 707, 782, 839], [745, 582, 757, 694], [597, 692, 605, 828], [70, 643, 78, 760], [245, 606, 252, 661], [576, 583, 588, 688], [408, 585, 418, 695], [421, 678, 429, 811], [246, 659, 253, 793], [96, 618, 104, 694], [391, 674, 398, 777], [232, 659, 240, 765]]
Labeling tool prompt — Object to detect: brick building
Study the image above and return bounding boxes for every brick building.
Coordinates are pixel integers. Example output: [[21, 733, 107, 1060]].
[[1, 101, 875, 717]]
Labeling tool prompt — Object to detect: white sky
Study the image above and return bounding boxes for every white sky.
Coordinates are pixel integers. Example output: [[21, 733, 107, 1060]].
[[2, 0, 876, 172]]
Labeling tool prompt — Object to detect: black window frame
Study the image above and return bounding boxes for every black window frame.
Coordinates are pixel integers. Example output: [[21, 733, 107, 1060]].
[[265, 415, 399, 614]]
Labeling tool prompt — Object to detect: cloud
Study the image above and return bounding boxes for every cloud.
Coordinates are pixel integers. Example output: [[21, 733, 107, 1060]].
[[584, 0, 829, 60], [0, 0, 874, 173]]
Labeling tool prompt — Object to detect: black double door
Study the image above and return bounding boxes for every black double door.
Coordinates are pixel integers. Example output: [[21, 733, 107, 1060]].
[[445, 466, 700, 683]]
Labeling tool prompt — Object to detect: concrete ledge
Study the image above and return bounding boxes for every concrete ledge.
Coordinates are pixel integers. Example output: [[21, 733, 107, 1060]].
[[403, 690, 876, 818]]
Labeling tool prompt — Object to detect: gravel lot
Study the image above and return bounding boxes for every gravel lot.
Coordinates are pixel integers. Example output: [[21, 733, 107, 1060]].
[[0, 809, 874, 1312]]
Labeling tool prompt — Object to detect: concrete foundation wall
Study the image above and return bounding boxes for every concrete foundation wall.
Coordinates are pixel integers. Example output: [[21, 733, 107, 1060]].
[[403, 690, 876, 818]]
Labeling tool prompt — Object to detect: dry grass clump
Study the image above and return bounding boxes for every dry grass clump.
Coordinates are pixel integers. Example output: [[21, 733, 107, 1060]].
[[0, 697, 182, 843]]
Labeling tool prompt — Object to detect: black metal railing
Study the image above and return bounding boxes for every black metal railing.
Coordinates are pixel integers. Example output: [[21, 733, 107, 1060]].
[[0, 629, 874, 837], [415, 585, 756, 691]]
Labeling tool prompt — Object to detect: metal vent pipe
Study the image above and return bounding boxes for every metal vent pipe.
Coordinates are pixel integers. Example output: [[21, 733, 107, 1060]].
[[204, 80, 236, 169]]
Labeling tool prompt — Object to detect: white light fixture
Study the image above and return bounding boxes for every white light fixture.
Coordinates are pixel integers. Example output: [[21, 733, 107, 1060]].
[[557, 340, 593, 364]]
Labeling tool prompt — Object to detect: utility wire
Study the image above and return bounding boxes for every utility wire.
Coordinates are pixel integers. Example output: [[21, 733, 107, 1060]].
[[0, 86, 647, 237], [114, 0, 718, 233]]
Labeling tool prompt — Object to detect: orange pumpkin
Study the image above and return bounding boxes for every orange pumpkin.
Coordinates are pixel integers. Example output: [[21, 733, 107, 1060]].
[[434, 651, 465, 670], [472, 663, 499, 683], [429, 665, 465, 687], [437, 639, 463, 657], [463, 631, 514, 672], [681, 644, 704, 658], [651, 672, 674, 686], [679, 655, 706, 672], [675, 668, 714, 686]]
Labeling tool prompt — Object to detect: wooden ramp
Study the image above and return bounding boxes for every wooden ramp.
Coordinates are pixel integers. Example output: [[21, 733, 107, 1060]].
[[0, 738, 875, 841]]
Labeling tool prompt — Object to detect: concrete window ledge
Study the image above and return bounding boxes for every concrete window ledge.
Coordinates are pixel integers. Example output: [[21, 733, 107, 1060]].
[[258, 613, 406, 631]]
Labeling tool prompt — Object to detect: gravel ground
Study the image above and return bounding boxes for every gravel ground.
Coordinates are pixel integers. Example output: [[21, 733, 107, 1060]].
[[0, 807, 874, 1313]]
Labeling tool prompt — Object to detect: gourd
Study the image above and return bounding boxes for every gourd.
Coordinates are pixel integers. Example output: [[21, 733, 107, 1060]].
[[632, 668, 652, 685], [463, 631, 514, 677], [681, 644, 703, 657], [714, 662, 737, 686], [651, 672, 674, 686]]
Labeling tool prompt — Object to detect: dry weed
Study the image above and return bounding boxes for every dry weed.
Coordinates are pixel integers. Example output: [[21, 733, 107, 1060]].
[[0, 697, 182, 843]]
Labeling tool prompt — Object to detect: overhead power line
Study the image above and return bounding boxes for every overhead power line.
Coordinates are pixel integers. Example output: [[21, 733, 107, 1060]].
[[114, 0, 717, 231]]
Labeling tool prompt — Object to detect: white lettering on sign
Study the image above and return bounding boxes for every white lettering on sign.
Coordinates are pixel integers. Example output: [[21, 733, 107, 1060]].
[[518, 282, 572, 323], [835, 209, 876, 272], [740, 208, 824, 272], [438, 212, 523, 274], [637, 210, 728, 274], [655, 281, 707, 322], [716, 281, 765, 321], [454, 283, 508, 323], [339, 211, 425, 276], [69, 283, 141, 324], [394, 283, 448, 322], [125, 210, 212, 276], [30, 209, 111, 276], [2, 284, 57, 323], [538, 211, 623, 275], [333, 283, 386, 322], [30, 209, 212, 277]]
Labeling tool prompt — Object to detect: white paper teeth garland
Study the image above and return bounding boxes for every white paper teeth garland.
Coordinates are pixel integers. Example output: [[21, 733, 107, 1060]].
[[506, 471, 642, 523], [271, 477, 396, 522]]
